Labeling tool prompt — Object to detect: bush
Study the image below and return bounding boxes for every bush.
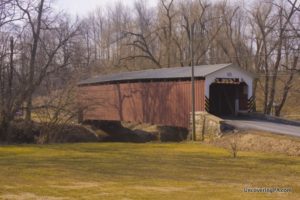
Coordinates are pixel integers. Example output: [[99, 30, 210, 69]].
[[1, 119, 99, 144]]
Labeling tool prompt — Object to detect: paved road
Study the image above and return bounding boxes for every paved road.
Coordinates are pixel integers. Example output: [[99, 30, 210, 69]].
[[224, 118, 300, 137]]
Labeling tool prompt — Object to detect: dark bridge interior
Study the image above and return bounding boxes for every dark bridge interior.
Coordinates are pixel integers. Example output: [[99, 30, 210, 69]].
[[209, 82, 248, 116]]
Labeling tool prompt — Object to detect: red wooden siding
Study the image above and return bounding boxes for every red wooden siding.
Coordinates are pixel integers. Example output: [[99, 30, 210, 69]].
[[77, 80, 205, 128]]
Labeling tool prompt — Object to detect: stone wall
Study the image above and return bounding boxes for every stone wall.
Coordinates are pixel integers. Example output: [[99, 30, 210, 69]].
[[189, 112, 224, 141]]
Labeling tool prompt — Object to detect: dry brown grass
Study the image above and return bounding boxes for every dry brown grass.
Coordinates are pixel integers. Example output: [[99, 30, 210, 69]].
[[256, 74, 300, 120], [0, 143, 299, 200], [209, 130, 300, 156]]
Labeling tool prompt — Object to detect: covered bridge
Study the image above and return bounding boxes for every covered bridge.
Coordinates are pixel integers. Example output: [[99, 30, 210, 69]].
[[77, 63, 255, 128]]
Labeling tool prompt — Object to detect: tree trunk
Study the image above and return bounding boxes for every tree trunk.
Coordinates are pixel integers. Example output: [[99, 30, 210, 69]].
[[0, 113, 12, 142], [24, 0, 45, 124], [263, 67, 269, 114], [252, 79, 258, 112], [275, 56, 298, 116]]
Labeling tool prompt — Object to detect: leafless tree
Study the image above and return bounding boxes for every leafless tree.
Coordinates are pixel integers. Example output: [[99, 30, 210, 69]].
[[250, 0, 299, 115], [1, 0, 299, 142], [160, 0, 175, 67], [15, 0, 78, 124], [0, 0, 18, 138], [0, 0, 78, 139], [121, 0, 162, 68]]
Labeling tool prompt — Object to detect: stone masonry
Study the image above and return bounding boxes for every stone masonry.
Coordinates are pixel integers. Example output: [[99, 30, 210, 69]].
[[189, 111, 224, 141]]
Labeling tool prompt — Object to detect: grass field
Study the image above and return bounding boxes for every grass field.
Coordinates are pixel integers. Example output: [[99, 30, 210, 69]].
[[0, 143, 299, 200]]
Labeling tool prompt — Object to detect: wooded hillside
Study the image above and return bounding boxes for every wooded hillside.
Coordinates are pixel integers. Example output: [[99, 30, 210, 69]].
[[0, 0, 299, 142]]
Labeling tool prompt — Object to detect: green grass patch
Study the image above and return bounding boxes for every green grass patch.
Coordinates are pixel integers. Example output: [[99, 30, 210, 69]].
[[0, 143, 299, 199]]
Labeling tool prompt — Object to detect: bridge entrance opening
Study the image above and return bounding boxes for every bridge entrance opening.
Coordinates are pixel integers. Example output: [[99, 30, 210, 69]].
[[209, 80, 248, 116]]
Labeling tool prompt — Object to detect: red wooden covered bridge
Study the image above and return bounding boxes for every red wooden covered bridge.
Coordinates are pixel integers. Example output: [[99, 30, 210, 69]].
[[77, 63, 255, 128]]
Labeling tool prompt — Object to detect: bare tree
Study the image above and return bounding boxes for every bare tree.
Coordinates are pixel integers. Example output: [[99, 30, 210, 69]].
[[0, 0, 18, 138], [250, 0, 299, 115], [160, 0, 175, 67], [0, 0, 78, 140], [178, 0, 223, 66], [16, 0, 45, 123], [15, 0, 78, 123], [1, 0, 299, 142], [121, 0, 162, 68]]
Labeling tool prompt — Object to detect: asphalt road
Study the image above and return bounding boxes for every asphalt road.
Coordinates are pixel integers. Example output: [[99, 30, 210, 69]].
[[224, 118, 300, 137]]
